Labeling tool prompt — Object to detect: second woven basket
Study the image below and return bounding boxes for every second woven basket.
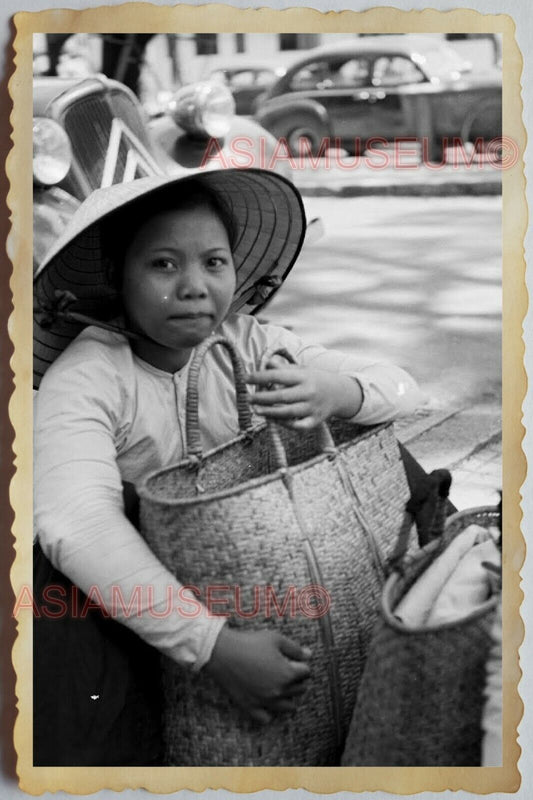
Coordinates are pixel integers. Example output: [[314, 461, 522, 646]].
[[341, 506, 501, 766]]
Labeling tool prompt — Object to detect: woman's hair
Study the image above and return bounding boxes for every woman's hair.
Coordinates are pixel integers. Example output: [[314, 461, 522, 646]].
[[99, 179, 237, 290]]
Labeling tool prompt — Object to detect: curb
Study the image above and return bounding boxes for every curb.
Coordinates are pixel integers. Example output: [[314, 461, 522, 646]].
[[295, 180, 502, 198], [396, 405, 502, 509]]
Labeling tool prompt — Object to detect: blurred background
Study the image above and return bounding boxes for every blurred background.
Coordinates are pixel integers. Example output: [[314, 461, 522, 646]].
[[33, 31, 501, 108]]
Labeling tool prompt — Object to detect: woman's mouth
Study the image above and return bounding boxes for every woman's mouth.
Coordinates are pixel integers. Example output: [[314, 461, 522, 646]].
[[168, 312, 213, 320]]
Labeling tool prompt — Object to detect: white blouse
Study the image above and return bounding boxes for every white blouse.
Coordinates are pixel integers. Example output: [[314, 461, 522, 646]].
[[34, 313, 422, 669]]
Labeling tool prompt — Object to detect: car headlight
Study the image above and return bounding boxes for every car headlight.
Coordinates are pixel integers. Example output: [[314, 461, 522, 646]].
[[33, 117, 72, 185], [167, 82, 236, 139]]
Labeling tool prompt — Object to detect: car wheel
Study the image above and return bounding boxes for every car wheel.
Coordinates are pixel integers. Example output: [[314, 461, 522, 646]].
[[286, 124, 325, 157], [460, 100, 501, 154], [267, 114, 328, 158]]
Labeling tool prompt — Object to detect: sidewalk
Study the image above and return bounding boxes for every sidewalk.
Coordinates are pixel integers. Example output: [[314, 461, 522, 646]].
[[288, 148, 503, 197], [292, 162, 503, 510], [394, 404, 501, 511], [269, 169, 503, 512]]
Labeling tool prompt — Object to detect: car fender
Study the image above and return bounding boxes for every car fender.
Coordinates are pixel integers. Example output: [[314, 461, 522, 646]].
[[211, 115, 289, 171], [149, 113, 291, 178], [459, 95, 502, 143], [255, 95, 331, 133]]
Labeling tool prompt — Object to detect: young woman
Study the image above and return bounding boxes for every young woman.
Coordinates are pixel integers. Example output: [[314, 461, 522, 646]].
[[33, 168, 422, 765]]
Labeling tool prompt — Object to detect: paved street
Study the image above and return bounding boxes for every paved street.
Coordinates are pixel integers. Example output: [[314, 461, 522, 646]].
[[265, 195, 502, 508]]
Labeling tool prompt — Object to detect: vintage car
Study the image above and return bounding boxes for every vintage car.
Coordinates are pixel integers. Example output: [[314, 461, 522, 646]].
[[33, 74, 287, 270], [255, 35, 502, 157], [202, 63, 287, 116], [199, 53, 297, 116]]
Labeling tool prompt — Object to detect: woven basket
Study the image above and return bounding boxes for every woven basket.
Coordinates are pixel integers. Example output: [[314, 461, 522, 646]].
[[138, 335, 412, 766], [341, 505, 501, 767]]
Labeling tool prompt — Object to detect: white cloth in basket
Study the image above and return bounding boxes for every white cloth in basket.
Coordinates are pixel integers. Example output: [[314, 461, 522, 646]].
[[395, 525, 500, 627]]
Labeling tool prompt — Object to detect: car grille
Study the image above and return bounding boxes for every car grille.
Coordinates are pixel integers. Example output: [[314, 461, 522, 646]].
[[61, 88, 161, 195]]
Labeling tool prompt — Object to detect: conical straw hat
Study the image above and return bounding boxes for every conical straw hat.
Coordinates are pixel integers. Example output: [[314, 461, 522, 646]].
[[33, 168, 306, 388]]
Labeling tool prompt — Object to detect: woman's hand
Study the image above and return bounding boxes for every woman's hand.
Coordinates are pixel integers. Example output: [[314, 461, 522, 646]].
[[246, 365, 363, 430], [204, 627, 312, 724]]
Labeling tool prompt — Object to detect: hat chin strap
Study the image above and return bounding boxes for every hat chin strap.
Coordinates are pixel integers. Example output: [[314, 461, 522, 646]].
[[37, 275, 284, 340], [236, 274, 283, 309], [35, 289, 144, 341]]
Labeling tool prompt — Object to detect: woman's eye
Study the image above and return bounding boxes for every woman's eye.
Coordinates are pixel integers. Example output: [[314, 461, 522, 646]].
[[151, 258, 176, 271], [206, 256, 228, 270]]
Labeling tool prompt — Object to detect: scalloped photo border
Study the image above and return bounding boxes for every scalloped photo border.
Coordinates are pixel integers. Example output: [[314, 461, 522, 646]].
[[7, 4, 526, 794]]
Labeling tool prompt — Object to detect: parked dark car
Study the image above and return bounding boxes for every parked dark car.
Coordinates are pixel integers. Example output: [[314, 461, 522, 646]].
[[255, 35, 502, 157], [205, 64, 285, 116], [199, 54, 293, 116], [33, 74, 286, 270]]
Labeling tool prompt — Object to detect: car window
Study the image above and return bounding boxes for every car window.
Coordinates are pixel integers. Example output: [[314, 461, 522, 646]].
[[209, 70, 229, 85], [288, 58, 370, 91], [230, 70, 257, 87], [229, 69, 275, 88], [332, 58, 370, 88], [288, 61, 332, 91], [372, 56, 425, 86], [255, 69, 276, 86]]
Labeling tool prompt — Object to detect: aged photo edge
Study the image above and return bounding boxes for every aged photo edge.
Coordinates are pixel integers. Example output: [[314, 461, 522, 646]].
[[6, 3, 525, 794]]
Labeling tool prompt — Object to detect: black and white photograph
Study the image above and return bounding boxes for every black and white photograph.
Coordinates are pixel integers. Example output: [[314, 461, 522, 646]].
[[4, 5, 526, 795]]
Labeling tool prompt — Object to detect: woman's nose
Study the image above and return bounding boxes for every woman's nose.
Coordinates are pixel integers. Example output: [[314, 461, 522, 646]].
[[176, 264, 208, 299]]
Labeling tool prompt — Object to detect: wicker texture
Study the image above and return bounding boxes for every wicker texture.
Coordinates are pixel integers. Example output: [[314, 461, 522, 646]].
[[138, 335, 411, 766], [341, 506, 500, 767]]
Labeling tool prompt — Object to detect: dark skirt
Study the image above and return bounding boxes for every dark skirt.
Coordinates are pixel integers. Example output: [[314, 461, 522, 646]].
[[33, 540, 164, 766]]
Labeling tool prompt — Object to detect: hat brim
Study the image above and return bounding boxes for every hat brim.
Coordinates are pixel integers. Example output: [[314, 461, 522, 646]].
[[33, 168, 306, 389]]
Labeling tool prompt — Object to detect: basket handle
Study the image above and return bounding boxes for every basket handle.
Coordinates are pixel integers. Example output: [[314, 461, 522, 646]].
[[185, 334, 256, 460], [258, 347, 337, 462], [261, 346, 390, 577]]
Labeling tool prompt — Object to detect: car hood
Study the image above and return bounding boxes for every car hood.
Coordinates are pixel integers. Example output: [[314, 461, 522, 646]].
[[33, 76, 97, 115], [436, 68, 502, 90]]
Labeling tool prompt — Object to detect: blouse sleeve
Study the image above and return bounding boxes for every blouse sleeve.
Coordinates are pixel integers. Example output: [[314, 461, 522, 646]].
[[34, 344, 225, 670], [252, 320, 424, 424]]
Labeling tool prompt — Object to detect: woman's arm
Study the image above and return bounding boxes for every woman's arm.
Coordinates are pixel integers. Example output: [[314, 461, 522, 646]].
[[242, 319, 423, 426], [35, 348, 224, 670], [247, 366, 364, 430]]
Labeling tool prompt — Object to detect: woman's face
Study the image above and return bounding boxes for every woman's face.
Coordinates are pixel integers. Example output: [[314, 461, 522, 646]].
[[120, 202, 236, 372]]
